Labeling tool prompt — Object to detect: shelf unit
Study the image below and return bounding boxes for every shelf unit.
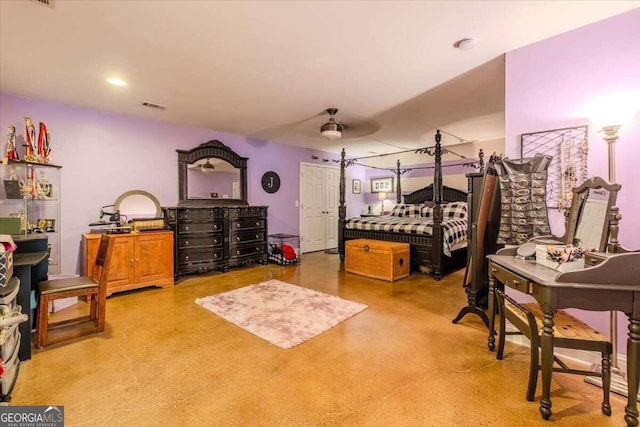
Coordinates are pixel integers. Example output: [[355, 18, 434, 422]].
[[0, 160, 61, 275]]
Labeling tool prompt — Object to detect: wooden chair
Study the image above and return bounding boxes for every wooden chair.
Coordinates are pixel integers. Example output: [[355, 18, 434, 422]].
[[495, 288, 612, 416], [34, 234, 115, 348]]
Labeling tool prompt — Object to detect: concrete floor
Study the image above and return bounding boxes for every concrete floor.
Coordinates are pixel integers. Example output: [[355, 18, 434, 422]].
[[16, 252, 628, 426]]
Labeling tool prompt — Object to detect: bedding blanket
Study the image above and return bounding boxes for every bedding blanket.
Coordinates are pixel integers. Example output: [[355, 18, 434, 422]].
[[344, 216, 467, 257]]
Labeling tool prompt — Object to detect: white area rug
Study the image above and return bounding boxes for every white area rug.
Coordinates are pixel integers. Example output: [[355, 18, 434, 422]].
[[195, 279, 367, 349]]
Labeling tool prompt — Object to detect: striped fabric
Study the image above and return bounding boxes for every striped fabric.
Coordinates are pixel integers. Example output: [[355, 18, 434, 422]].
[[345, 217, 467, 256]]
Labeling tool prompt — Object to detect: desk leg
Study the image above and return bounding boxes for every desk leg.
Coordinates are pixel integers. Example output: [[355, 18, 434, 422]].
[[625, 315, 640, 427], [487, 275, 496, 351], [539, 310, 554, 421]]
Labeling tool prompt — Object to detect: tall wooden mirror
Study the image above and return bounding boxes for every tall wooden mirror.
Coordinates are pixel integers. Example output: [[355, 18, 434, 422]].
[[177, 140, 248, 206], [564, 176, 621, 251]]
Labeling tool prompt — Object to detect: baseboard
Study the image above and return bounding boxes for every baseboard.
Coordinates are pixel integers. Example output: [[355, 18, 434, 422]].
[[504, 323, 628, 373]]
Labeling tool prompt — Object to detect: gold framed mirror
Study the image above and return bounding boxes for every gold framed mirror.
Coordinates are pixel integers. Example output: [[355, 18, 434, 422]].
[[114, 190, 162, 220]]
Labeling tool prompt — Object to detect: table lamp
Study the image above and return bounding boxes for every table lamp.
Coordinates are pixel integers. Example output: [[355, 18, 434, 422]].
[[378, 192, 387, 214]]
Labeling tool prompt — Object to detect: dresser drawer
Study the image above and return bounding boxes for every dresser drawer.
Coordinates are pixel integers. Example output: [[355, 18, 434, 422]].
[[230, 230, 265, 244], [178, 249, 224, 265], [178, 221, 223, 234], [585, 252, 609, 267], [178, 235, 223, 249], [229, 206, 267, 218], [489, 262, 531, 293], [229, 244, 266, 259], [177, 208, 224, 221], [231, 218, 265, 231]]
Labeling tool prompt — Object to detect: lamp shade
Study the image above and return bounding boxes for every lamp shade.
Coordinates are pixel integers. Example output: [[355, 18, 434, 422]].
[[320, 118, 343, 141], [378, 192, 387, 201]]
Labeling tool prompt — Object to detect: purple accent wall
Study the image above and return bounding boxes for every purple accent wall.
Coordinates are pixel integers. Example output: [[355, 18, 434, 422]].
[[0, 94, 343, 273], [506, 9, 640, 352]]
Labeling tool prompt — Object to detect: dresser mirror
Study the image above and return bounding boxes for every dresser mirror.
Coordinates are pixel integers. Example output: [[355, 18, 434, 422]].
[[177, 140, 248, 206], [564, 176, 621, 251]]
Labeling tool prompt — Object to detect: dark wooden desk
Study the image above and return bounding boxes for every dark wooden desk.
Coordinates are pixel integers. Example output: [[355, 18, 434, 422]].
[[12, 235, 49, 361], [487, 251, 640, 427]]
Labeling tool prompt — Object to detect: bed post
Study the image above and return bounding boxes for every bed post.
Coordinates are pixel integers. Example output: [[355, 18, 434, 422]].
[[338, 148, 347, 262], [395, 159, 402, 203], [432, 130, 444, 280]]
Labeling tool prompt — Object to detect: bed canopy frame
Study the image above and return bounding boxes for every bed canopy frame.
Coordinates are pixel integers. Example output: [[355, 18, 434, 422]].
[[338, 130, 484, 279]]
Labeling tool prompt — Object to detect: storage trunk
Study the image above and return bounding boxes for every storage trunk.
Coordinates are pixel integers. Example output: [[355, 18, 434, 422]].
[[345, 239, 410, 282]]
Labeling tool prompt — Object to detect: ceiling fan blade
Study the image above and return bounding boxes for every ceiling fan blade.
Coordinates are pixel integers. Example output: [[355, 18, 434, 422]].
[[341, 119, 381, 139], [248, 110, 327, 140]]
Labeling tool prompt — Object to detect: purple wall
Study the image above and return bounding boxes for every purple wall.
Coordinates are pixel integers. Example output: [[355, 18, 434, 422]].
[[0, 94, 345, 273], [506, 9, 640, 351]]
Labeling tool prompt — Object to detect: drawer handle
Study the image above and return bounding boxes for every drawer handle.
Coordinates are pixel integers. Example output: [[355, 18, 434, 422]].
[[256, 221, 260, 226], [214, 239, 218, 244], [589, 258, 598, 265], [236, 223, 241, 228], [213, 225, 218, 230], [214, 254, 218, 259], [185, 255, 190, 261], [490, 267, 497, 273], [185, 225, 190, 232], [130, 258, 134, 263], [255, 234, 259, 239], [512, 280, 520, 286], [237, 236, 241, 241], [236, 250, 240, 255], [364, 244, 370, 252], [185, 240, 190, 246], [256, 247, 260, 252]]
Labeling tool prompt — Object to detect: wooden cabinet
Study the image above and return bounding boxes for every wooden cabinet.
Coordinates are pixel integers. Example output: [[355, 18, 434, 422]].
[[163, 206, 268, 281], [82, 231, 174, 296]]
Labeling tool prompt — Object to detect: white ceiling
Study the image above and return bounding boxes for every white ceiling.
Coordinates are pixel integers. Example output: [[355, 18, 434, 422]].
[[1, 1, 638, 156]]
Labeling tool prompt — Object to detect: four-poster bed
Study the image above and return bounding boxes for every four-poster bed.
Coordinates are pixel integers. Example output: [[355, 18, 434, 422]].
[[338, 130, 483, 280]]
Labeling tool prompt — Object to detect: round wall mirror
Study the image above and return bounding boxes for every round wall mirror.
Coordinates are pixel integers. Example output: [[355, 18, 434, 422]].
[[114, 190, 162, 221]]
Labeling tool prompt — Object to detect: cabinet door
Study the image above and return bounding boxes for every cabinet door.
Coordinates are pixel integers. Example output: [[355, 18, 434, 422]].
[[134, 233, 173, 284], [105, 236, 136, 291]]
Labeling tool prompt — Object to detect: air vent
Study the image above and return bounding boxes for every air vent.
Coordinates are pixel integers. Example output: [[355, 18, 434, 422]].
[[31, 0, 54, 7], [141, 102, 167, 110]]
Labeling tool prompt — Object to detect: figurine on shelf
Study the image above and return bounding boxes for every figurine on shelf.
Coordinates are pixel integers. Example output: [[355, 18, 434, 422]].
[[37, 121, 51, 163], [24, 117, 37, 162], [43, 127, 51, 161], [5, 125, 19, 160], [36, 171, 52, 199]]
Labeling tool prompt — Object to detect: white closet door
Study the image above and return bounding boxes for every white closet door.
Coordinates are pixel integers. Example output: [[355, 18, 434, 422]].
[[324, 167, 340, 249], [300, 163, 339, 253]]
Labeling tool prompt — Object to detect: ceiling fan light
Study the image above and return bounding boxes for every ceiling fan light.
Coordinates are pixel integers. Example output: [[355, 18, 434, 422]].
[[321, 120, 343, 141], [201, 159, 215, 173]]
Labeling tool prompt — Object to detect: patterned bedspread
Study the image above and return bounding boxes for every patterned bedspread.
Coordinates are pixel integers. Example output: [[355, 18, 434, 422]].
[[345, 216, 467, 257]]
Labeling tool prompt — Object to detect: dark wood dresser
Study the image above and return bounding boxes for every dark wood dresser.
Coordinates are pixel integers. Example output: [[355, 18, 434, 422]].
[[163, 206, 268, 281]]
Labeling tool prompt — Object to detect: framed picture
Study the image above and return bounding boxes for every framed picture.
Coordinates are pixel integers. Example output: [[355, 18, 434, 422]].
[[3, 180, 22, 199], [352, 179, 361, 194], [371, 177, 393, 193]]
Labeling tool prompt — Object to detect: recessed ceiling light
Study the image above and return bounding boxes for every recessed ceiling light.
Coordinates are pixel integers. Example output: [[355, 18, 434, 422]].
[[454, 38, 477, 50], [107, 77, 127, 86]]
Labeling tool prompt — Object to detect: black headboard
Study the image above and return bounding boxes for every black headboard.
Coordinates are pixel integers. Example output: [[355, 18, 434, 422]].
[[403, 184, 467, 204]]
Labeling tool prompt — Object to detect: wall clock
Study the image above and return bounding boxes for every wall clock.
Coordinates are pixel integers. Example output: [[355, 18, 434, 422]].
[[261, 171, 281, 193]]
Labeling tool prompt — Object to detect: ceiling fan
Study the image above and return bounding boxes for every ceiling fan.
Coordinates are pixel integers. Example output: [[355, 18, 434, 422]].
[[248, 108, 380, 142], [319, 107, 380, 141], [320, 108, 343, 141]]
